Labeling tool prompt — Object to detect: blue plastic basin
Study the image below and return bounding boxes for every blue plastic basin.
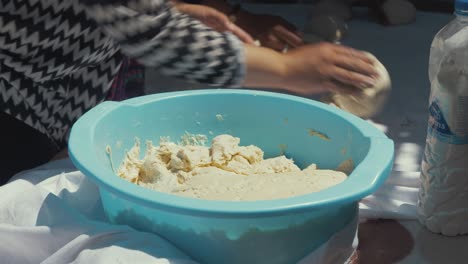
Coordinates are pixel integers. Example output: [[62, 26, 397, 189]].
[[69, 89, 394, 264]]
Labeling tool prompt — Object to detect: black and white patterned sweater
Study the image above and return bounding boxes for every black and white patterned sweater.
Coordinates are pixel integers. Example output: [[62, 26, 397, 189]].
[[0, 0, 245, 148]]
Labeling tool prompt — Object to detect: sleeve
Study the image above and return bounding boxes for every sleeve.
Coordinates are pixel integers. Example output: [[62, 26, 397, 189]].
[[79, 0, 245, 87]]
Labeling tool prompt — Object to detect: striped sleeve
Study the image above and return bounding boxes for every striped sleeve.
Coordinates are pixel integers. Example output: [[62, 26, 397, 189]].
[[79, 0, 245, 87]]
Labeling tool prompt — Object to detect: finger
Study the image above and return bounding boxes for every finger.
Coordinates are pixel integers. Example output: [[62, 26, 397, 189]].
[[273, 25, 304, 48], [204, 10, 254, 44], [334, 45, 375, 65], [272, 19, 305, 44], [205, 17, 227, 31], [277, 18, 298, 32], [225, 22, 255, 44], [260, 34, 285, 51], [205, 9, 230, 27], [333, 54, 378, 77], [330, 66, 376, 89]]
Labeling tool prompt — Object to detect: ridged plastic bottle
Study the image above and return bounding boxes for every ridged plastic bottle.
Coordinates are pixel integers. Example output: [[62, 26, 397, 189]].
[[418, 0, 468, 236]]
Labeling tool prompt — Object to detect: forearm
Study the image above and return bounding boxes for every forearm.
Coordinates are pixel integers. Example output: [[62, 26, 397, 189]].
[[242, 45, 288, 89]]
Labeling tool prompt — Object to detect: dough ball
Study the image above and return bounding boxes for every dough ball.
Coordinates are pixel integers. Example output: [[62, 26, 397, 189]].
[[322, 53, 391, 119], [304, 15, 348, 43], [380, 0, 416, 25], [311, 0, 353, 21]]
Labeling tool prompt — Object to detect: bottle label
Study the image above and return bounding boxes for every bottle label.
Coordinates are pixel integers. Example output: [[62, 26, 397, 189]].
[[427, 99, 468, 144]]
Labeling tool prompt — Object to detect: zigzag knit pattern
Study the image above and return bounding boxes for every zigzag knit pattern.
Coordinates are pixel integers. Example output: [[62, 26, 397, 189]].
[[0, 0, 244, 148]]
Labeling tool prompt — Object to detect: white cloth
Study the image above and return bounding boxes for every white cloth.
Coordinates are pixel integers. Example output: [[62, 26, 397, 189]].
[[0, 160, 358, 264], [0, 161, 197, 264], [359, 144, 420, 220]]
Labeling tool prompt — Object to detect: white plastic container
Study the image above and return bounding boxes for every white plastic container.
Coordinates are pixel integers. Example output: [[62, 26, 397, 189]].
[[418, 0, 468, 236]]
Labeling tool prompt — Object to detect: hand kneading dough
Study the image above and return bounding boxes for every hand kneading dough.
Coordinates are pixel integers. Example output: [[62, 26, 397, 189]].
[[322, 53, 391, 119]]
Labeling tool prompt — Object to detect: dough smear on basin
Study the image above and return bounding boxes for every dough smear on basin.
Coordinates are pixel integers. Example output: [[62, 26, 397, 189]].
[[116, 134, 348, 201]]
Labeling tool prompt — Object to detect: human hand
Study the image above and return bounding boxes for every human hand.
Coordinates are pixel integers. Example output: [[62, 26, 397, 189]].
[[236, 11, 304, 51], [175, 3, 254, 44], [280, 43, 378, 95]]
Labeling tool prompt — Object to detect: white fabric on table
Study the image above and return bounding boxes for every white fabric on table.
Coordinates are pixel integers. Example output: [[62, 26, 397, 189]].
[[359, 145, 420, 220], [0, 161, 197, 264], [0, 160, 358, 264]]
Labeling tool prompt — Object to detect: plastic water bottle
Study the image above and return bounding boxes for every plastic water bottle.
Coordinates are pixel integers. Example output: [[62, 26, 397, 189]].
[[418, 0, 468, 236]]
